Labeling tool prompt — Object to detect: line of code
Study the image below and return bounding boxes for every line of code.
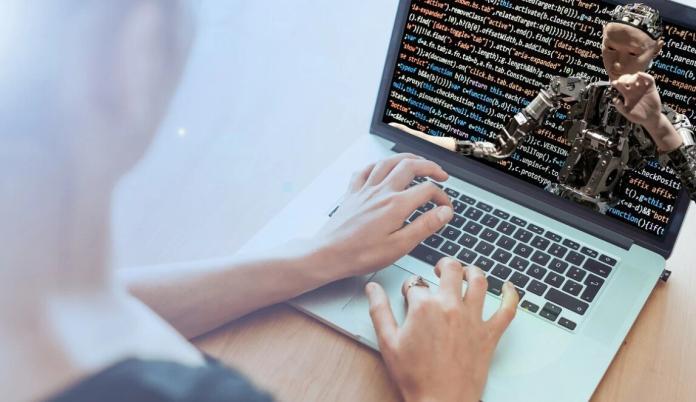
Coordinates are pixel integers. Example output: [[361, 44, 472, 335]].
[[383, 0, 696, 237]]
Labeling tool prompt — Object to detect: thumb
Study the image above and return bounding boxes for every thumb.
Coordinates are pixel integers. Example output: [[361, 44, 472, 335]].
[[365, 282, 398, 349]]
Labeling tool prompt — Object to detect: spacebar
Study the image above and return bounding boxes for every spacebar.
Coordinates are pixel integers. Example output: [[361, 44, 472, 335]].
[[409, 244, 446, 266]]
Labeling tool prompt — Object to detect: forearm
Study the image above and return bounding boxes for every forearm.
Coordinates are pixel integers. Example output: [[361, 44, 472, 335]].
[[116, 239, 340, 339]]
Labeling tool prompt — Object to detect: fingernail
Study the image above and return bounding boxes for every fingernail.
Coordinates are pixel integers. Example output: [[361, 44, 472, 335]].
[[437, 206, 453, 223], [365, 282, 376, 295]]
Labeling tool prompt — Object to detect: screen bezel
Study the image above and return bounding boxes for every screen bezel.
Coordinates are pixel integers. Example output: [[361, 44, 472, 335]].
[[370, 0, 695, 258]]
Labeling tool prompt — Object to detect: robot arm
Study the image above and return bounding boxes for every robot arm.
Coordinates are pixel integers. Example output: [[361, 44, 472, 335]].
[[456, 77, 587, 160], [659, 111, 696, 201]]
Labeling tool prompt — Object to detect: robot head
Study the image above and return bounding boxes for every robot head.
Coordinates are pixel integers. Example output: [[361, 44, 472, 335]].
[[601, 3, 664, 81]]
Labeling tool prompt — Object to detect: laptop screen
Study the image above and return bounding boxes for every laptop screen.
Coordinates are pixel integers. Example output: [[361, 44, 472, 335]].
[[381, 0, 695, 239]]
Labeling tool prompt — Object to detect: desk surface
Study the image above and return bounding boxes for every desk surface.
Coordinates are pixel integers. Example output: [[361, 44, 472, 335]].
[[113, 1, 696, 401]]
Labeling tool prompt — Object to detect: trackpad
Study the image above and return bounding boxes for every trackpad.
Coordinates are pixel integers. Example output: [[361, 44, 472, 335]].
[[343, 265, 572, 378]]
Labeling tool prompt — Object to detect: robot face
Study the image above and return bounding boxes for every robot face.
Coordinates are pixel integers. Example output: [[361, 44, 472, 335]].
[[601, 22, 663, 81]]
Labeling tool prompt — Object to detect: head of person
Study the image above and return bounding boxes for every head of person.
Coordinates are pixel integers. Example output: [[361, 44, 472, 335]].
[[0, 1, 196, 292], [1, 0, 195, 190], [601, 3, 664, 81]]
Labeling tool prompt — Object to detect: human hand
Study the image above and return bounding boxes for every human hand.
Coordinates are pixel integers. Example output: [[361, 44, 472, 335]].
[[317, 153, 453, 279], [366, 258, 518, 402]]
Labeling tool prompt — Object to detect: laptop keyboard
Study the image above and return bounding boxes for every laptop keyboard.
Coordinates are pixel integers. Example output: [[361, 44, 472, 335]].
[[404, 177, 619, 332]]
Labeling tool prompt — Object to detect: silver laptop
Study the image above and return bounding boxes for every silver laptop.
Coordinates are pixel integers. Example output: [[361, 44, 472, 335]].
[[243, 1, 696, 401]]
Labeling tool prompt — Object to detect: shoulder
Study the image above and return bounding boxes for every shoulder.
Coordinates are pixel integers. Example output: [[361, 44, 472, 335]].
[[547, 76, 591, 100], [45, 358, 274, 402]]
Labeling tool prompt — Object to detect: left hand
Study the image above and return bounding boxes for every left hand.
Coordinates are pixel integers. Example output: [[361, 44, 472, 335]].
[[317, 153, 454, 279], [612, 72, 684, 152], [611, 72, 662, 128]]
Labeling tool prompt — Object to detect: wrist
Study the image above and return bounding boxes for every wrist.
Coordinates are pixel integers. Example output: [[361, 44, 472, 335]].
[[645, 114, 683, 152]]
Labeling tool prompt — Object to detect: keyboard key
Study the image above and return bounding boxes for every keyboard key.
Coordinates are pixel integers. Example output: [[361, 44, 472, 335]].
[[493, 209, 510, 219], [474, 241, 495, 256], [457, 248, 478, 264], [444, 188, 460, 198], [510, 272, 530, 288], [452, 200, 466, 214], [513, 228, 534, 243], [425, 234, 444, 248], [417, 202, 435, 213], [497, 221, 516, 236], [520, 300, 539, 313], [527, 224, 544, 234], [548, 258, 569, 274], [544, 272, 564, 288], [527, 264, 547, 279], [476, 201, 493, 212], [462, 221, 483, 236], [530, 236, 550, 251], [486, 275, 504, 296], [540, 309, 559, 322], [510, 216, 527, 226], [450, 215, 466, 228], [558, 317, 577, 330], [491, 264, 512, 280], [410, 244, 446, 266], [509, 256, 529, 272], [413, 176, 426, 183], [441, 226, 462, 241], [457, 233, 478, 248], [567, 266, 587, 282], [496, 235, 516, 251], [565, 251, 585, 266], [513, 243, 533, 258], [599, 254, 618, 266], [480, 228, 499, 243], [464, 207, 483, 221], [474, 256, 495, 272], [544, 231, 562, 243], [527, 280, 548, 296], [459, 194, 476, 205], [545, 288, 589, 315], [581, 274, 604, 302], [548, 243, 568, 258], [480, 214, 500, 229], [543, 302, 562, 316], [580, 246, 599, 259], [407, 211, 421, 224], [531, 250, 551, 266], [491, 249, 513, 264], [562, 280, 583, 296], [583, 259, 612, 278], [562, 239, 580, 250], [440, 241, 461, 256]]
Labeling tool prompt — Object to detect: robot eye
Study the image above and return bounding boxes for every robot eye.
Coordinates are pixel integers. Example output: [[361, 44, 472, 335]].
[[607, 46, 616, 52], [629, 52, 639, 57]]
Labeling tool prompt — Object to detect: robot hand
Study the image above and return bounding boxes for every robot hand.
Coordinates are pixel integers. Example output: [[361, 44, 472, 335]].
[[456, 140, 505, 160], [611, 72, 662, 128]]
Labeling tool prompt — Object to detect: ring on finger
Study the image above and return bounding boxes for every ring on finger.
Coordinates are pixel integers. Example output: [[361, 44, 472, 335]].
[[404, 276, 430, 295]]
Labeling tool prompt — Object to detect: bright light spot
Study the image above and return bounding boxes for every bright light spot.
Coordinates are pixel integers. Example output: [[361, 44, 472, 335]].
[[177, 128, 187, 137]]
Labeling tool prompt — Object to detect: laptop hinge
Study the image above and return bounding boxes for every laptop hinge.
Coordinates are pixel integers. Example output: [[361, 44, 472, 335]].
[[392, 142, 634, 251]]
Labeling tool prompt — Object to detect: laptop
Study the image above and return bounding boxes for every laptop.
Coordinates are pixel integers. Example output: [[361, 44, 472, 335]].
[[241, 1, 696, 400]]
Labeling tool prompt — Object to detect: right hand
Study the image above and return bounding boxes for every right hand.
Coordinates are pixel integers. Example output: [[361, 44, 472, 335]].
[[366, 258, 519, 402]]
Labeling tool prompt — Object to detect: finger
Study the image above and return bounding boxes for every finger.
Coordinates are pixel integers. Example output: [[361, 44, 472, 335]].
[[383, 158, 448, 190], [391, 205, 453, 251], [365, 282, 398, 346], [401, 275, 431, 308], [433, 257, 464, 301], [366, 153, 422, 186], [462, 265, 488, 315], [389, 122, 458, 151], [349, 163, 376, 192], [487, 281, 519, 338], [399, 181, 452, 212]]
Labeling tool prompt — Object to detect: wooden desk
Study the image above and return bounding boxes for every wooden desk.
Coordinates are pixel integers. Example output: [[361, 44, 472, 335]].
[[112, 1, 696, 401]]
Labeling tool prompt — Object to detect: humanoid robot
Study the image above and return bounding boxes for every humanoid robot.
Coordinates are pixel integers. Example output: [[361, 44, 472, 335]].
[[394, 3, 696, 213]]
